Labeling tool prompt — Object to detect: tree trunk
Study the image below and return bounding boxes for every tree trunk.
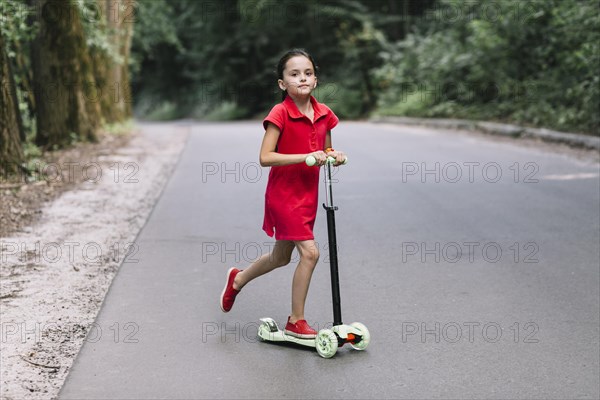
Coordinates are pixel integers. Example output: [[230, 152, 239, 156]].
[[93, 0, 134, 124], [119, 0, 134, 120], [4, 16, 29, 143], [32, 0, 101, 148], [0, 30, 25, 176], [91, 0, 111, 123]]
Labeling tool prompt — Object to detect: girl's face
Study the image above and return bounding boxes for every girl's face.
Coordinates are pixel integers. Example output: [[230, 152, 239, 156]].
[[278, 55, 317, 98]]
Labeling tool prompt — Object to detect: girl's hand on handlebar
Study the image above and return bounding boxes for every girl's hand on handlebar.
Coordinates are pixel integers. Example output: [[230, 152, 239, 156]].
[[326, 149, 346, 166], [308, 151, 328, 166]]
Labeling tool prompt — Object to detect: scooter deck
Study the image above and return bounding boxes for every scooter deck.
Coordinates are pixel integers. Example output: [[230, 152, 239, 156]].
[[258, 318, 315, 348], [258, 329, 316, 347]]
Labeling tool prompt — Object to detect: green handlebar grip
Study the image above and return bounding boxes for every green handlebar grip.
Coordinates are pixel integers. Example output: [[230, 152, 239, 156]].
[[305, 155, 348, 166], [305, 155, 317, 166]]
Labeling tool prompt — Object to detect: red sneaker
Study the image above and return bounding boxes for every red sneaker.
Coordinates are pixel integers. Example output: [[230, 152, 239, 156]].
[[284, 317, 317, 339], [220, 268, 241, 312]]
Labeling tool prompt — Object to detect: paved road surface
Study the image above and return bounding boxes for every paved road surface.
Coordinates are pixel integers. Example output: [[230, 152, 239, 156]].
[[60, 121, 600, 399]]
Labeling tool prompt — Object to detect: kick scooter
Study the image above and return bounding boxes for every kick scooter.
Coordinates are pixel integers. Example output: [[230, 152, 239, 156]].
[[257, 154, 370, 358]]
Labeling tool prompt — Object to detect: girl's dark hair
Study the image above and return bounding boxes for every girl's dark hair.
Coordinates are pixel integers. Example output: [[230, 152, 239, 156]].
[[276, 48, 319, 101]]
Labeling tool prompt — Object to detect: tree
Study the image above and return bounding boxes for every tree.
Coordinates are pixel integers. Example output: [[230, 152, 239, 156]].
[[32, 0, 101, 148], [0, 29, 24, 175], [110, 0, 134, 121], [90, 0, 134, 124]]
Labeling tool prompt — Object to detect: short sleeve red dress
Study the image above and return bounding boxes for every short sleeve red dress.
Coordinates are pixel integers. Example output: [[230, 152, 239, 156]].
[[262, 95, 339, 241]]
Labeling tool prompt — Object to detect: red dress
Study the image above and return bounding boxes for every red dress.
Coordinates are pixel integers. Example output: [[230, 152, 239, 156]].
[[262, 95, 339, 241]]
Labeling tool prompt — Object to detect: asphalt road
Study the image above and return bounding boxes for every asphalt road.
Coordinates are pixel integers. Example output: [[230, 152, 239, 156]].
[[60, 121, 600, 399]]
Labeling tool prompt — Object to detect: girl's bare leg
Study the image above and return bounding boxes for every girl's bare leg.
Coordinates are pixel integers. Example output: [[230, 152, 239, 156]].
[[233, 240, 295, 290], [290, 240, 319, 323]]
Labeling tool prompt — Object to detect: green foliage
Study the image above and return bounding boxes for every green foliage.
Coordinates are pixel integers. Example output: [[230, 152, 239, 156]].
[[375, 89, 434, 117], [21, 131, 43, 182], [0, 0, 38, 45], [130, 0, 422, 120], [373, 0, 600, 134], [202, 101, 249, 121], [77, 0, 122, 63], [135, 99, 181, 121], [104, 119, 134, 136], [1, 0, 38, 140], [129, 0, 182, 75]]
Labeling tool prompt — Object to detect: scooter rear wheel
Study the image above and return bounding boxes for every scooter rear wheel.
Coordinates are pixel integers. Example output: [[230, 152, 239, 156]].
[[349, 322, 370, 350]]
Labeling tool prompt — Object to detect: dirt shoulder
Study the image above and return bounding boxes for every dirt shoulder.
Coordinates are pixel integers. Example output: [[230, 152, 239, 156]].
[[0, 122, 189, 400], [1, 131, 133, 239]]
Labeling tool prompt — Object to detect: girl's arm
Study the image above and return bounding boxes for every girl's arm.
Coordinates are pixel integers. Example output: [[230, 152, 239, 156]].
[[260, 123, 326, 167]]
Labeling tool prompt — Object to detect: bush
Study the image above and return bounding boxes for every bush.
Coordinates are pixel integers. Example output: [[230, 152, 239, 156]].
[[373, 0, 600, 134]]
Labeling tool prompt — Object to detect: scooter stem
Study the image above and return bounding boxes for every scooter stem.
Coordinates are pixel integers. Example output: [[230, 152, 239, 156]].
[[323, 159, 343, 326]]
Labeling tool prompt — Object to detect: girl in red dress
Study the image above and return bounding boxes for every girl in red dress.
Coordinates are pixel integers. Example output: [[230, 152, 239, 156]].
[[220, 49, 346, 338]]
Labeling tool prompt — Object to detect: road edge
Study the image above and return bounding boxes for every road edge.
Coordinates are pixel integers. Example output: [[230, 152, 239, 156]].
[[370, 116, 600, 151]]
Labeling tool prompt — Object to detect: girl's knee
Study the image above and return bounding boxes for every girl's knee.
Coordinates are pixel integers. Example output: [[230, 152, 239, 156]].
[[299, 243, 319, 265], [307, 248, 320, 265]]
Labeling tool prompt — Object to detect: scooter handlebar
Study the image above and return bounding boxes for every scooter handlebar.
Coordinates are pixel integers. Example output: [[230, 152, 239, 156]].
[[305, 155, 348, 167]]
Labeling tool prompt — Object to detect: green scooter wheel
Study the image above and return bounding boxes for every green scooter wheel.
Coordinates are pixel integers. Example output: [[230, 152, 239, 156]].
[[349, 322, 370, 350], [316, 329, 338, 358]]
